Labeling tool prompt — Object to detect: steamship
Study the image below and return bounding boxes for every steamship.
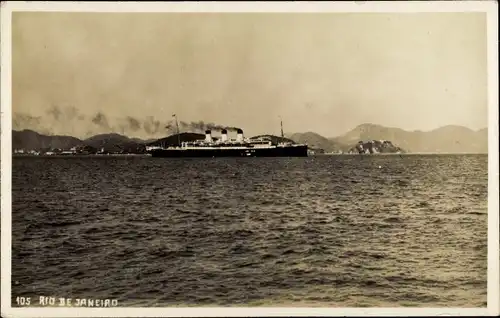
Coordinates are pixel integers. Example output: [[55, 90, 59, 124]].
[[147, 120, 308, 158]]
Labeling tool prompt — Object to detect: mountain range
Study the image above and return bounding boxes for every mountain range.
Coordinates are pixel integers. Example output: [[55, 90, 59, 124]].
[[289, 124, 487, 154], [11, 123, 488, 154]]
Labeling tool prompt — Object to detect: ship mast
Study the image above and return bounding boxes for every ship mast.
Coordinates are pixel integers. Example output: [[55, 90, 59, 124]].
[[173, 114, 180, 147], [280, 117, 284, 139]]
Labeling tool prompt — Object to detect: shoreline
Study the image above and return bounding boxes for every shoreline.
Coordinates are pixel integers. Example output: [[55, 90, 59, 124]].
[[317, 152, 487, 156], [12, 154, 152, 158], [11, 152, 488, 158]]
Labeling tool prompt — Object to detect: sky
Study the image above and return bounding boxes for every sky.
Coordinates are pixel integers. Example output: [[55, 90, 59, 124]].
[[11, 12, 488, 139]]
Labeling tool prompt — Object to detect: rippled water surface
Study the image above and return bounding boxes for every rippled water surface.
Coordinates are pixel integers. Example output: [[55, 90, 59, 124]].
[[11, 154, 487, 307]]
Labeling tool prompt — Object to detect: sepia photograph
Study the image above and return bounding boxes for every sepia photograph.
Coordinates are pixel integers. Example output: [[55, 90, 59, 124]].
[[1, 1, 499, 317]]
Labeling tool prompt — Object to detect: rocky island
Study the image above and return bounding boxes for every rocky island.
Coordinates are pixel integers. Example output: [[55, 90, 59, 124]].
[[348, 140, 405, 154]]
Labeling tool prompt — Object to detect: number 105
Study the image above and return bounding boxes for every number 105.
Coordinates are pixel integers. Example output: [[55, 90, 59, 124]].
[[16, 297, 31, 306]]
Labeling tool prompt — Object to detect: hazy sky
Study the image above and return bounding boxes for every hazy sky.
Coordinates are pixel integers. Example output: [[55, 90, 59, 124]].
[[12, 12, 488, 138]]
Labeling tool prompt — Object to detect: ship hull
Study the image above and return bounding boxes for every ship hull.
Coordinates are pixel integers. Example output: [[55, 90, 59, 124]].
[[149, 145, 308, 158]]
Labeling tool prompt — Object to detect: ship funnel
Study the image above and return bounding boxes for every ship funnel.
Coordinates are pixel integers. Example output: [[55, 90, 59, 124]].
[[205, 130, 212, 143], [236, 129, 244, 142], [221, 129, 228, 142]]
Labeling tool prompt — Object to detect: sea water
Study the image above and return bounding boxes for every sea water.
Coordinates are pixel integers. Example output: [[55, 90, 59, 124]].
[[11, 154, 487, 307]]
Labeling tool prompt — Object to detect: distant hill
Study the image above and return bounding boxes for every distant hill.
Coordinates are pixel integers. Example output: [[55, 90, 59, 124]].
[[84, 133, 131, 146], [288, 132, 347, 153], [132, 137, 157, 144], [13, 130, 148, 154], [12, 129, 83, 151], [331, 124, 487, 153], [250, 134, 295, 144], [83, 133, 147, 154]]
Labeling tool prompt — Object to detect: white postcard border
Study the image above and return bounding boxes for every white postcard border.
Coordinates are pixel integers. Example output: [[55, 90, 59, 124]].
[[1, 1, 498, 317]]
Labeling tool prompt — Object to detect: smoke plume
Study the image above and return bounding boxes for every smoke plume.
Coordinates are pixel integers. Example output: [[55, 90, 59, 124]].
[[126, 116, 141, 131], [177, 120, 241, 133], [91, 112, 110, 129], [12, 108, 241, 138]]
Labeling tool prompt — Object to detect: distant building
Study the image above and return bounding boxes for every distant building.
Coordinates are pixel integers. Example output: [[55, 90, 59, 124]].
[[308, 148, 325, 155]]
